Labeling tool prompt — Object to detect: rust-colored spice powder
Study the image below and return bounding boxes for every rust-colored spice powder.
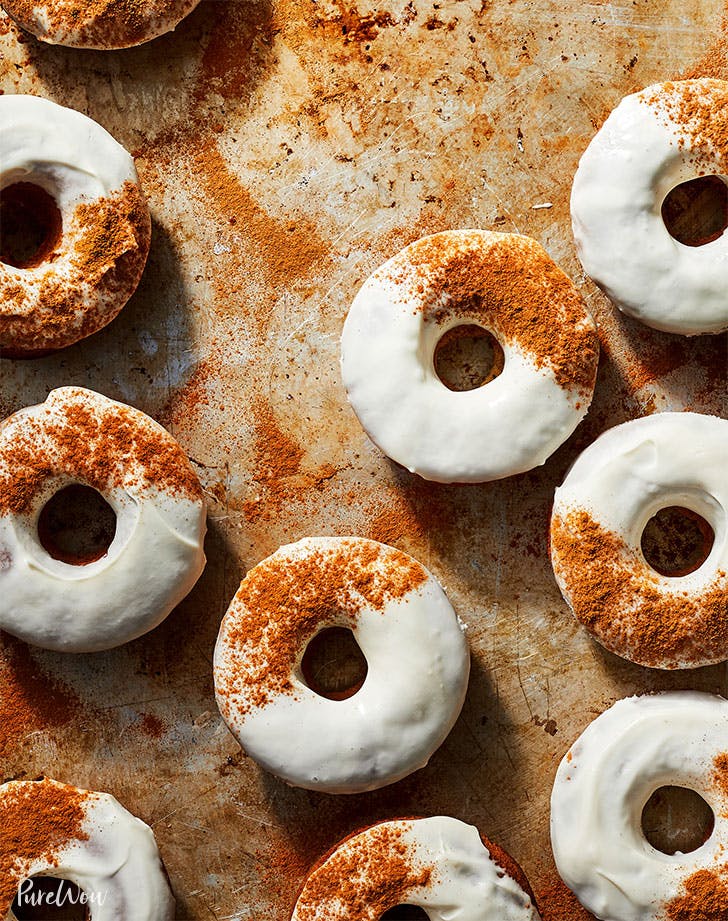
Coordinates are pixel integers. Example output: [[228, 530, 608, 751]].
[[643, 80, 728, 172], [0, 392, 202, 517], [294, 822, 432, 920], [0, 182, 150, 352], [391, 232, 599, 394], [0, 637, 82, 760], [550, 509, 726, 668], [0, 780, 90, 914], [664, 864, 728, 921], [217, 540, 427, 713]]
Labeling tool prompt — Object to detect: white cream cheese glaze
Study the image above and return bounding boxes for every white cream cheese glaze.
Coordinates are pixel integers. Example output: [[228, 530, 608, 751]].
[[550, 411, 728, 669], [550, 692, 728, 921], [213, 537, 470, 794], [571, 78, 728, 335], [0, 94, 150, 353], [1, 778, 174, 921], [341, 230, 598, 483], [292, 816, 541, 920], [1, 0, 202, 49], [0, 387, 207, 653]]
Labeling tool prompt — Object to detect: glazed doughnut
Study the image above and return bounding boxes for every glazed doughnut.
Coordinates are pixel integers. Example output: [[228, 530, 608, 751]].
[[1, 0, 202, 49], [571, 78, 728, 335], [292, 816, 541, 920], [549, 412, 728, 669], [0, 777, 174, 920], [341, 230, 598, 483], [0, 95, 150, 355], [551, 692, 728, 921], [0, 386, 206, 653], [213, 536, 469, 794]]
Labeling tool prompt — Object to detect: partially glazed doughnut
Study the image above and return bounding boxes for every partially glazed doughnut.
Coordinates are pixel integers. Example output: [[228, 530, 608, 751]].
[[341, 230, 599, 483], [0, 386, 206, 652], [292, 816, 541, 920], [1, 0, 202, 49], [0, 777, 174, 920], [550, 412, 728, 669], [571, 79, 728, 335], [213, 537, 469, 794], [0, 95, 150, 355], [550, 692, 728, 921]]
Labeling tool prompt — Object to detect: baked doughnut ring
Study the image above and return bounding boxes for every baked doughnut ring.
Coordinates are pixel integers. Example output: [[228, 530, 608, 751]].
[[0, 95, 150, 356], [292, 816, 541, 920], [550, 412, 728, 669], [341, 230, 598, 483], [213, 537, 469, 793], [0, 387, 206, 652], [551, 692, 728, 921], [1, 0, 202, 49], [571, 79, 728, 335], [0, 777, 174, 920]]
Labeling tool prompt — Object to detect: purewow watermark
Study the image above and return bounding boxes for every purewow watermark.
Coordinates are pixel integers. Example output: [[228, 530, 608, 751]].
[[15, 878, 108, 910]]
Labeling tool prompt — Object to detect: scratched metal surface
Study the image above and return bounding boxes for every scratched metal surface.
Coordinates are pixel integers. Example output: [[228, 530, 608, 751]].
[[1, 0, 727, 917]]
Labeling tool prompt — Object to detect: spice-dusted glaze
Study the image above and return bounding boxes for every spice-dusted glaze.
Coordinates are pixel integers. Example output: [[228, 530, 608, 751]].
[[571, 79, 728, 336], [340, 230, 598, 483], [0, 387, 207, 653], [292, 816, 541, 920], [550, 412, 728, 669], [213, 537, 470, 794], [0, 94, 150, 355], [0, 0, 202, 49], [0, 777, 175, 920], [551, 693, 728, 921]]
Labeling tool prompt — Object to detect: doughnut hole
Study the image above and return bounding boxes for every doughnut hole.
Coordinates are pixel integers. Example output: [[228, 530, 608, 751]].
[[12, 877, 89, 921], [0, 182, 63, 269], [380, 907, 429, 920], [641, 786, 715, 855], [661, 175, 728, 247], [37, 484, 117, 566], [434, 324, 505, 392], [640, 506, 715, 577], [300, 627, 368, 700]]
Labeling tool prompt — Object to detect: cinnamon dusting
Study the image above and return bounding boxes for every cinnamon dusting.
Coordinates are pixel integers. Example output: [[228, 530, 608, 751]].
[[663, 864, 728, 921], [0, 389, 202, 517], [393, 232, 599, 393], [217, 539, 427, 713], [0, 779, 90, 914], [550, 509, 727, 668], [0, 181, 150, 353], [294, 821, 432, 920]]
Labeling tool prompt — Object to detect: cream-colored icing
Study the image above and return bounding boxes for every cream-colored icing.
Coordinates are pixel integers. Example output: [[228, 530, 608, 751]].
[[292, 816, 541, 920], [213, 537, 470, 794], [2, 1, 202, 48], [550, 411, 728, 668], [0, 94, 149, 351], [550, 693, 728, 921], [3, 778, 174, 921], [0, 387, 206, 653], [571, 79, 728, 335], [340, 230, 596, 483]]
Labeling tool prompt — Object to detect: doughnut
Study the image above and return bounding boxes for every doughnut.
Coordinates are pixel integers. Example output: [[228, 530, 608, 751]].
[[291, 816, 541, 920], [550, 692, 728, 921], [571, 78, 728, 335], [549, 412, 728, 669], [0, 777, 174, 919], [0, 94, 150, 356], [0, 386, 207, 653], [341, 230, 599, 483], [213, 536, 469, 794], [1, 0, 202, 49]]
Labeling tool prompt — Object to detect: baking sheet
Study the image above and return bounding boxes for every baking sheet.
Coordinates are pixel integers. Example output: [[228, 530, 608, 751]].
[[1, 0, 727, 917]]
